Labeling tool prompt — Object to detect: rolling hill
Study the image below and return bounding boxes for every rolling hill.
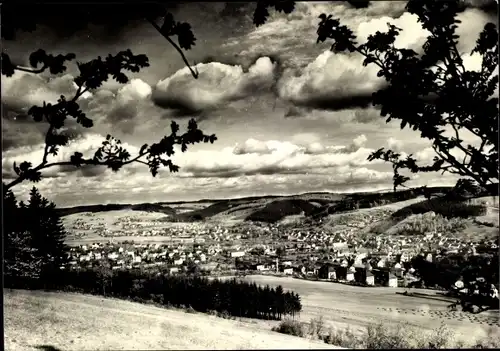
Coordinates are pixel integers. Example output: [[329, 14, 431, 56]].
[[56, 187, 451, 221]]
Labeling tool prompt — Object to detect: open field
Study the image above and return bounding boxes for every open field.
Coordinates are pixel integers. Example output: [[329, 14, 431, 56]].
[[4, 289, 341, 351], [232, 275, 500, 344]]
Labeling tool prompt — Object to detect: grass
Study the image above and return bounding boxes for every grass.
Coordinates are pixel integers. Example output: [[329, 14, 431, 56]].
[[5, 289, 340, 350], [273, 316, 500, 349]]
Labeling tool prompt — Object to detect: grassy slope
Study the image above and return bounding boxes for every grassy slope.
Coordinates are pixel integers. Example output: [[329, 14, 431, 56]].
[[234, 276, 500, 346], [4, 289, 341, 351]]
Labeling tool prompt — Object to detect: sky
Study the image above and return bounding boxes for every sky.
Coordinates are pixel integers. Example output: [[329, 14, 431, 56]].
[[2, 1, 498, 207]]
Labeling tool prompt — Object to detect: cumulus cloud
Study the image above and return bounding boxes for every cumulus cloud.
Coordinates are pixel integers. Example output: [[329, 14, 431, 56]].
[[152, 57, 277, 113], [277, 50, 380, 111], [276, 7, 493, 111], [172, 135, 384, 179], [2, 70, 165, 138], [2, 133, 140, 180], [2, 72, 81, 110], [387, 137, 404, 151]]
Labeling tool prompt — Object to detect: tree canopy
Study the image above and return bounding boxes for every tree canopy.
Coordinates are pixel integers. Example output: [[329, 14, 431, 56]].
[[309, 0, 498, 190]]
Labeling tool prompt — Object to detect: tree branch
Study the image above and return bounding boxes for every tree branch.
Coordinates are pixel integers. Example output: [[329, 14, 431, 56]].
[[5, 149, 152, 191], [12, 65, 48, 74], [147, 18, 199, 79]]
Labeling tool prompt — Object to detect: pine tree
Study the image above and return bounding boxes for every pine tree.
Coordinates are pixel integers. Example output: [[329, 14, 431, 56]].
[[3, 185, 43, 287], [23, 187, 70, 287]]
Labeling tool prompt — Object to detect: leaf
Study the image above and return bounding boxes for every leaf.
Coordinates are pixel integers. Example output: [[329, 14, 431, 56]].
[[175, 22, 196, 50], [13, 162, 20, 176], [1, 53, 16, 77], [28, 49, 47, 68], [70, 152, 84, 167], [139, 144, 149, 155], [19, 161, 32, 172]]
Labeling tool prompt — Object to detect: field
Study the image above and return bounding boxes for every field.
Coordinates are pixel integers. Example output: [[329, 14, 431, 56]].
[[4, 289, 341, 351], [232, 275, 500, 345]]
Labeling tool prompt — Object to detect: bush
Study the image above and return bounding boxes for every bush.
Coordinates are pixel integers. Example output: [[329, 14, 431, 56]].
[[307, 316, 325, 338], [185, 305, 196, 314], [272, 318, 305, 337], [472, 328, 500, 348], [323, 326, 360, 348]]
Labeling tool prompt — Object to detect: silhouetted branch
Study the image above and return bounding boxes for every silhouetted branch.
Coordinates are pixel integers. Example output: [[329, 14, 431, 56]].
[[147, 18, 199, 79]]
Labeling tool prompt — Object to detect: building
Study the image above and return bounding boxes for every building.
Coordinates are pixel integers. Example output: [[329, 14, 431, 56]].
[[346, 272, 355, 282], [319, 264, 337, 280], [231, 251, 245, 258], [388, 273, 398, 288], [256, 264, 267, 271], [366, 271, 375, 286]]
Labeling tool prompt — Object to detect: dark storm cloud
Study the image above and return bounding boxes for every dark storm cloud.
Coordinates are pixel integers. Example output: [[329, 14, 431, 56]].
[[1, 2, 184, 42]]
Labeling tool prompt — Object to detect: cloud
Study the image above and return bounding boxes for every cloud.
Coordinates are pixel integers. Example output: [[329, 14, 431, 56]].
[[173, 135, 384, 179], [276, 7, 493, 111], [1, 72, 83, 110], [152, 57, 277, 113], [2, 133, 140, 180], [387, 137, 404, 151], [277, 50, 380, 111], [232, 138, 301, 156], [2, 70, 166, 138]]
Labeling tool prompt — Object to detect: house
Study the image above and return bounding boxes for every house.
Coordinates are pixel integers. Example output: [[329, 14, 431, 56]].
[[366, 271, 375, 286], [318, 264, 337, 280], [426, 253, 433, 263], [168, 267, 180, 274], [256, 264, 267, 271], [231, 251, 245, 258], [335, 266, 348, 280], [388, 273, 398, 288], [346, 272, 355, 282]]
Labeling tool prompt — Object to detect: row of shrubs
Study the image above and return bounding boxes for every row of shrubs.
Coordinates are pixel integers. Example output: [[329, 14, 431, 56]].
[[273, 316, 500, 349], [7, 267, 302, 321]]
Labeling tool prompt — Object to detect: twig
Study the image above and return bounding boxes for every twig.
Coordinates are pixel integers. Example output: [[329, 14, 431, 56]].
[[147, 18, 199, 79]]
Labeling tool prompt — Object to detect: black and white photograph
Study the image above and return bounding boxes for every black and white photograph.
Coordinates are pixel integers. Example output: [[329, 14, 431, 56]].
[[2, 0, 499, 349]]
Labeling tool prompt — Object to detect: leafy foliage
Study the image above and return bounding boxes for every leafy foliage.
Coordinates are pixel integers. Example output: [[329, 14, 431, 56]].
[[2, 47, 216, 190], [1, 2, 220, 191], [272, 0, 499, 190], [253, 1, 296, 27]]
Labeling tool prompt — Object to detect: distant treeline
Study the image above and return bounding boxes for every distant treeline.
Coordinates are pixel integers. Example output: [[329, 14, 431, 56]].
[[10, 268, 302, 320], [55, 203, 176, 217], [391, 198, 488, 219]]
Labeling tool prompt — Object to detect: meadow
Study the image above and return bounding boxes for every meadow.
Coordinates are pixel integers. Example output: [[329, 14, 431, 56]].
[[234, 275, 500, 345], [4, 289, 341, 351]]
